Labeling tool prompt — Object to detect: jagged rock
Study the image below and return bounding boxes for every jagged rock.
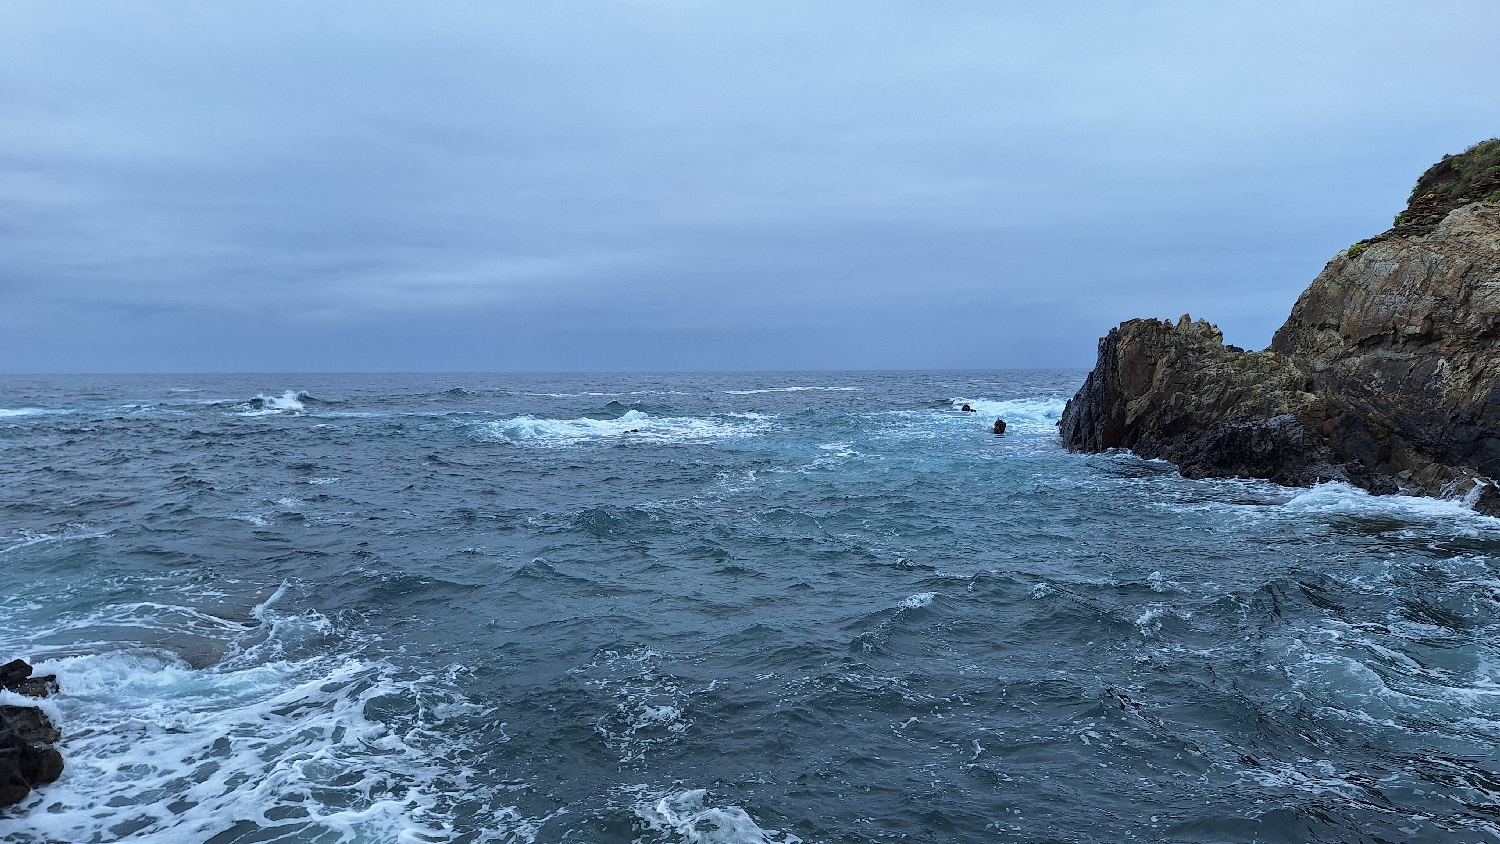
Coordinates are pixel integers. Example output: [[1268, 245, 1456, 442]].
[[992, 418, 1007, 435], [0, 661, 64, 808], [0, 659, 56, 700], [1061, 141, 1500, 513]]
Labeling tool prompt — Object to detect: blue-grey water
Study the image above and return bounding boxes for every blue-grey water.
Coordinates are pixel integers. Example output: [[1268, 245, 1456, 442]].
[[3, 371, 1500, 844]]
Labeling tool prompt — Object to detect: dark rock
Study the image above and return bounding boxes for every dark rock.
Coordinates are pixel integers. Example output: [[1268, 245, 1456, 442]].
[[992, 419, 1007, 435], [0, 661, 64, 808], [1061, 142, 1500, 507], [0, 660, 31, 690], [0, 659, 56, 699], [0, 706, 61, 746], [12, 676, 56, 698], [961, 404, 976, 412]]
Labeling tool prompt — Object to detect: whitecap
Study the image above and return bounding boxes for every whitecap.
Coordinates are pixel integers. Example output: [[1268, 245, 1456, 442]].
[[634, 789, 802, 844], [239, 390, 308, 416], [1281, 482, 1500, 525], [472, 409, 767, 447], [724, 386, 860, 395], [900, 592, 935, 609], [949, 396, 1067, 432]]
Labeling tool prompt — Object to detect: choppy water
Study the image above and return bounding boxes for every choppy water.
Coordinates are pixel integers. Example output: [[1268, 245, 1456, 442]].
[[3, 371, 1500, 843]]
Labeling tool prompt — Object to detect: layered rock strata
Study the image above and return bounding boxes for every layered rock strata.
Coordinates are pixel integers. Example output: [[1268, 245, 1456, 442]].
[[1060, 140, 1500, 514], [0, 659, 63, 808]]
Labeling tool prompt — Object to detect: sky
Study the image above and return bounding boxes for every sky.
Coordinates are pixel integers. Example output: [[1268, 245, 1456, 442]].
[[2, 1, 1498, 373]]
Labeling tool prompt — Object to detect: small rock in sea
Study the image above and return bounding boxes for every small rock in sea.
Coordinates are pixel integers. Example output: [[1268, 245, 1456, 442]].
[[0, 661, 65, 808], [960, 404, 976, 412], [992, 419, 1007, 435]]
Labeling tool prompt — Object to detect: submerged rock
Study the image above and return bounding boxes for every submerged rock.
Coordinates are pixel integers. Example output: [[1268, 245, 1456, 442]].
[[0, 660, 63, 808], [1061, 140, 1500, 514]]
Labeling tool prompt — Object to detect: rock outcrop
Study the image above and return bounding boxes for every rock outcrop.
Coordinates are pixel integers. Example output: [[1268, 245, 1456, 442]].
[[1060, 140, 1500, 514], [0, 659, 63, 808]]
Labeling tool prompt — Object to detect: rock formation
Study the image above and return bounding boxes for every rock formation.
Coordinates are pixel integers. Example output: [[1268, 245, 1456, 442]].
[[0, 659, 63, 808], [1060, 139, 1500, 514]]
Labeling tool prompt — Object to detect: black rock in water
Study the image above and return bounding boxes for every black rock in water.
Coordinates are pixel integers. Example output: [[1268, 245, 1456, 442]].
[[0, 660, 64, 808]]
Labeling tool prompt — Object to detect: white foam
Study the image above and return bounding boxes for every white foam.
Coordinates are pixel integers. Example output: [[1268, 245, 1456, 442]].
[[0, 613, 473, 843], [949, 396, 1066, 432], [0, 407, 49, 418], [473, 410, 767, 447], [634, 789, 802, 844], [239, 390, 307, 416], [900, 592, 935, 609], [1281, 482, 1500, 526], [724, 386, 860, 395]]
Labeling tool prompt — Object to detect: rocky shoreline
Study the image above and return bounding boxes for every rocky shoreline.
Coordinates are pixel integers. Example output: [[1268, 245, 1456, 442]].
[[1060, 139, 1500, 514], [0, 659, 63, 808]]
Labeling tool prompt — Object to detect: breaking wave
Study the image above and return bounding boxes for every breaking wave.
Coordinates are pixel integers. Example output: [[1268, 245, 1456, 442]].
[[472, 409, 768, 446], [949, 396, 1067, 432]]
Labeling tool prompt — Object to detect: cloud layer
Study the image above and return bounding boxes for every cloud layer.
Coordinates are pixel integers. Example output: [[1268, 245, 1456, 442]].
[[3, 1, 1498, 372]]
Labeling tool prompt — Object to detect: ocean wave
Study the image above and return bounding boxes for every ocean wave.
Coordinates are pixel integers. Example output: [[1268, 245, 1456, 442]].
[[472, 409, 768, 447], [1280, 482, 1500, 526], [238, 390, 313, 416], [724, 386, 860, 395], [633, 788, 802, 844], [0, 602, 475, 843], [949, 396, 1067, 432]]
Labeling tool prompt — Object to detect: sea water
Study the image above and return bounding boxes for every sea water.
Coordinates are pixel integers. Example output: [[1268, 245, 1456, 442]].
[[1, 371, 1499, 843]]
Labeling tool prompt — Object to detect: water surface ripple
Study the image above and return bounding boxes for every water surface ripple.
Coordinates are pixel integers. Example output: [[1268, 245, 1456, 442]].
[[2, 371, 1499, 843]]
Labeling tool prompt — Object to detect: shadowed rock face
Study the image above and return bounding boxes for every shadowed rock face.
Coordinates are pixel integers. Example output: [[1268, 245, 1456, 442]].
[[1060, 141, 1500, 514]]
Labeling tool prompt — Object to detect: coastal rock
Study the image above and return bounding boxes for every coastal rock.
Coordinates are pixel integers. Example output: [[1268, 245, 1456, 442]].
[[1060, 140, 1500, 512], [0, 660, 64, 808], [0, 659, 57, 698]]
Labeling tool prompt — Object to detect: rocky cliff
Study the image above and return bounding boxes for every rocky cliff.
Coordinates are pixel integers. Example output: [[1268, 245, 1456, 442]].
[[1059, 140, 1500, 514]]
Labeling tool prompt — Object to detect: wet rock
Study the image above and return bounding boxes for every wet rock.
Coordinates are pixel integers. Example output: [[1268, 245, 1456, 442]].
[[992, 419, 1007, 435], [960, 404, 976, 413], [1061, 141, 1500, 510], [0, 659, 56, 699], [0, 661, 64, 808]]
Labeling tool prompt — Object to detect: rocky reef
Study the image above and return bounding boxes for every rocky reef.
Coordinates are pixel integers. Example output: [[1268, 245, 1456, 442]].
[[1060, 139, 1500, 514], [0, 659, 63, 808]]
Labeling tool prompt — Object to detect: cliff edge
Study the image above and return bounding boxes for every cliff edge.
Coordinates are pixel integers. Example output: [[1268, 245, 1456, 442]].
[[1059, 140, 1500, 514]]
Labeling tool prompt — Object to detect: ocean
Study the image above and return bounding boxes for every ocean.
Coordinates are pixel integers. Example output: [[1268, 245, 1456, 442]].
[[2, 371, 1499, 843]]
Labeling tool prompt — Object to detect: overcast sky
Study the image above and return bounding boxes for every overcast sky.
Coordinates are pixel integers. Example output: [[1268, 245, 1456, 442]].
[[2, 1, 1498, 373]]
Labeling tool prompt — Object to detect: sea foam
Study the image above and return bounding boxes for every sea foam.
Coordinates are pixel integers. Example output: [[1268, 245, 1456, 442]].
[[949, 396, 1066, 432], [0, 605, 472, 844], [634, 789, 802, 844], [474, 409, 767, 447]]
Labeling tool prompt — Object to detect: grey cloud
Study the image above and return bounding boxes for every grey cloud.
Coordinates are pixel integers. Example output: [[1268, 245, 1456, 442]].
[[2, 1, 1498, 372]]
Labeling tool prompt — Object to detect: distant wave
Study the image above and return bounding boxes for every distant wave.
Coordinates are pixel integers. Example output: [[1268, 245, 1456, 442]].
[[239, 390, 315, 416], [472, 409, 768, 446], [724, 386, 860, 395]]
